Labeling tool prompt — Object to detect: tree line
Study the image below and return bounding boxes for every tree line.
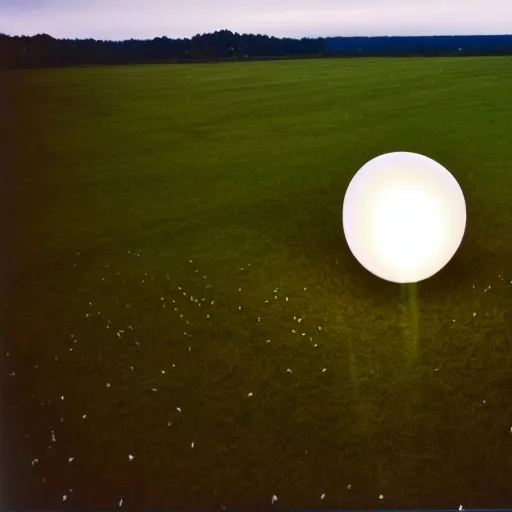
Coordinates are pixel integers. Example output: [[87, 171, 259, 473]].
[[1, 30, 511, 68]]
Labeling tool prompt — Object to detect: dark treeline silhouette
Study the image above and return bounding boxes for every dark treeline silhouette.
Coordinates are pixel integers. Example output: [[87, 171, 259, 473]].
[[1, 30, 512, 68]]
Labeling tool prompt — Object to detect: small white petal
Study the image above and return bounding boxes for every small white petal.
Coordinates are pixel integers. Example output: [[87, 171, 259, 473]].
[[347, 484, 352, 490], [287, 369, 292, 373], [118, 498, 123, 507], [473, 312, 477, 317], [68, 457, 74, 462], [292, 329, 296, 333], [272, 495, 278, 505], [82, 414, 87, 419], [62, 495, 68, 502], [31, 458, 38, 466], [266, 340, 271, 343], [285, 297, 289, 302], [106, 383, 111, 388], [248, 392, 253, 397], [191, 441, 195, 448], [318, 326, 322, 330], [320, 493, 325, 499], [128, 454, 134, 461], [322, 368, 327, 373], [379, 494, 384, 500], [177, 407, 182, 412]]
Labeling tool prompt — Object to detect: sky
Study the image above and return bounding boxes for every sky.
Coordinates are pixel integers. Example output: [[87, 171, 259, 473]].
[[1, 0, 511, 41]]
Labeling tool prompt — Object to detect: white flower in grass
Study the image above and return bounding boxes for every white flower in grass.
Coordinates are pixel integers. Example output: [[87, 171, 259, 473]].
[[347, 484, 352, 490], [322, 368, 327, 373], [191, 441, 195, 448], [177, 407, 181, 412], [297, 318, 302, 324], [285, 297, 289, 302], [31, 458, 38, 466], [128, 454, 134, 461], [272, 495, 278, 505], [473, 312, 477, 317], [292, 329, 296, 334], [68, 457, 74, 463], [248, 392, 253, 397], [320, 493, 325, 499], [266, 340, 271, 344], [62, 495, 68, 502], [379, 494, 384, 500], [118, 498, 123, 507], [287, 369, 292, 373]]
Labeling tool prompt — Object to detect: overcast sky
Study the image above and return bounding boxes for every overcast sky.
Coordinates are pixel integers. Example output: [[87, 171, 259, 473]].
[[1, 0, 511, 40]]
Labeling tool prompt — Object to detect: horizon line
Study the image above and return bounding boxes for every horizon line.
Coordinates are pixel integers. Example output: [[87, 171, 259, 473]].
[[2, 30, 512, 42]]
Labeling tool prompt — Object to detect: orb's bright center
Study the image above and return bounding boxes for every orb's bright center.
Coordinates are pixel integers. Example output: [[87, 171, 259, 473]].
[[374, 185, 443, 270]]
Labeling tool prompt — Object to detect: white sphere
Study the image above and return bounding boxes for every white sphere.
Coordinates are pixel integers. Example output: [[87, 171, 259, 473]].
[[342, 152, 466, 284]]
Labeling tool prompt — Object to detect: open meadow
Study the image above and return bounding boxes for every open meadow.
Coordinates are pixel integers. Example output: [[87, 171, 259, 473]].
[[3, 56, 512, 509]]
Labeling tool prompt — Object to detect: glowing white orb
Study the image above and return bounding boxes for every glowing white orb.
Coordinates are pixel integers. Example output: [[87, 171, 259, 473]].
[[342, 152, 466, 284]]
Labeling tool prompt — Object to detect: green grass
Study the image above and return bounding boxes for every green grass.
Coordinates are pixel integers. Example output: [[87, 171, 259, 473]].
[[4, 56, 512, 509]]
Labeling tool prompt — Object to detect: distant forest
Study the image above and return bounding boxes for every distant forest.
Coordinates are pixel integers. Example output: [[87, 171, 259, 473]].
[[1, 30, 512, 68]]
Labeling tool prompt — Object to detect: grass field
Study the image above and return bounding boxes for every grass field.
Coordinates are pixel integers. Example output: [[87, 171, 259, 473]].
[[3, 56, 512, 509]]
